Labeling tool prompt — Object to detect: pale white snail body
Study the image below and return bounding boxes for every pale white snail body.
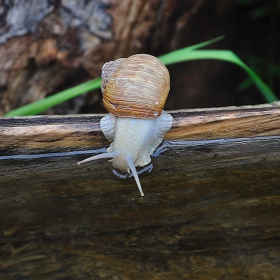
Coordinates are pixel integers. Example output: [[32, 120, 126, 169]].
[[78, 54, 173, 196]]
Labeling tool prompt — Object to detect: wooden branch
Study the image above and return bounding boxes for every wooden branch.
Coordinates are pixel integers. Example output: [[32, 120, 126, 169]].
[[1, 102, 280, 154], [1, 104, 280, 277]]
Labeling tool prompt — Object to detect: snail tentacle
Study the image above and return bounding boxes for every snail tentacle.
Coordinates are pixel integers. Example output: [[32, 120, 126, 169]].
[[77, 151, 118, 165], [126, 156, 144, 196]]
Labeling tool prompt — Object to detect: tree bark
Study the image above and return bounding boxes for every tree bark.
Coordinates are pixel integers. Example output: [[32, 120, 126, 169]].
[[0, 0, 241, 114]]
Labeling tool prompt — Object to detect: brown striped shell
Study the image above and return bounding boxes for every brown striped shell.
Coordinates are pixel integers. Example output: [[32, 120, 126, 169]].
[[101, 54, 170, 119]]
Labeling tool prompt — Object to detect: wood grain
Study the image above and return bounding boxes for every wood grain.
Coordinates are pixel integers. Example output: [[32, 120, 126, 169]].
[[1, 103, 280, 154], [1, 104, 280, 278]]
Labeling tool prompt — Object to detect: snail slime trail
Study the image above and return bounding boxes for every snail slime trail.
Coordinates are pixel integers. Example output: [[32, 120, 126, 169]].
[[77, 54, 173, 196]]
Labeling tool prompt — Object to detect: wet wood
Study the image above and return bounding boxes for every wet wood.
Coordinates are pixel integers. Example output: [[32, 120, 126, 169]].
[[1, 103, 280, 278], [1, 102, 280, 155]]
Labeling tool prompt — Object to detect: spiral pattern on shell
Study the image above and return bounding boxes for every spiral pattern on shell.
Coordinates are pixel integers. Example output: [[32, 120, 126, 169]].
[[101, 54, 170, 119]]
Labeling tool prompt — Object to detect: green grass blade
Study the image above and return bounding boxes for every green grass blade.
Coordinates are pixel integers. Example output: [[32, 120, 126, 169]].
[[174, 35, 225, 52], [4, 77, 101, 116], [159, 49, 277, 103], [4, 38, 277, 116]]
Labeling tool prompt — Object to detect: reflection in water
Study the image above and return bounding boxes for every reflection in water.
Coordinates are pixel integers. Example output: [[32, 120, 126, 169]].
[[1, 226, 280, 279], [1, 136, 280, 278], [153, 136, 280, 157], [112, 163, 154, 179], [1, 135, 279, 161], [0, 148, 107, 161]]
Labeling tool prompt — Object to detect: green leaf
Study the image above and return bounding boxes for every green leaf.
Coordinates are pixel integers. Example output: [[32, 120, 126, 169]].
[[4, 78, 101, 117], [159, 49, 277, 103], [172, 35, 225, 52]]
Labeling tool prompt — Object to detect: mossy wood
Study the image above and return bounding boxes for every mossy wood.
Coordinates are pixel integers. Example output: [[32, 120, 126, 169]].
[[1, 103, 280, 278]]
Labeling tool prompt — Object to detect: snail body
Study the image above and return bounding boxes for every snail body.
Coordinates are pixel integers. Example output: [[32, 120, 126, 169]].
[[78, 54, 173, 196]]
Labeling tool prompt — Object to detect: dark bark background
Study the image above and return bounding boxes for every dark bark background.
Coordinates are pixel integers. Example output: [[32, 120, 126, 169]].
[[0, 0, 279, 115]]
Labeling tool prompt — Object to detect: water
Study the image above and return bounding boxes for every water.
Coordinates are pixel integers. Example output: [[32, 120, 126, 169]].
[[1, 137, 280, 279]]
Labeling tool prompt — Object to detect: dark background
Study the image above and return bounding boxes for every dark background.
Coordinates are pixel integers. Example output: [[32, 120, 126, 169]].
[[0, 0, 279, 115]]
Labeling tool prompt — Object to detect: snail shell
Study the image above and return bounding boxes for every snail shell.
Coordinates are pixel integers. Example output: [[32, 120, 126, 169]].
[[101, 54, 170, 119]]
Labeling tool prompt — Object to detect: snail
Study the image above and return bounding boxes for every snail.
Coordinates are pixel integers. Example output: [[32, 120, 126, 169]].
[[77, 54, 173, 196]]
